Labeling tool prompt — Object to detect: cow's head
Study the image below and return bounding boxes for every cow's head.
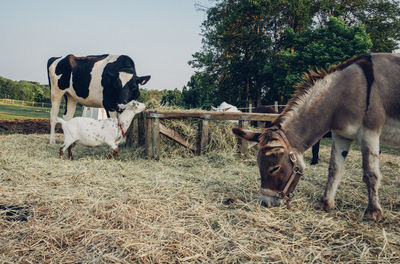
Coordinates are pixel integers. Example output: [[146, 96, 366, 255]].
[[117, 72, 150, 109], [232, 127, 305, 208]]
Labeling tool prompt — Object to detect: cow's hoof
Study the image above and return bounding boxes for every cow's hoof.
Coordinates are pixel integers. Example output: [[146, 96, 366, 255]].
[[310, 160, 318, 165], [364, 207, 383, 222], [314, 198, 334, 211]]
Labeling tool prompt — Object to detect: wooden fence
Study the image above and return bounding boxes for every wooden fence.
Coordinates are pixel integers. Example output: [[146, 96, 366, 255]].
[[126, 110, 278, 160]]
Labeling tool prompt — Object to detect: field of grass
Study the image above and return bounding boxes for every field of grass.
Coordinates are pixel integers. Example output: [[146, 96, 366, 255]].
[[0, 102, 83, 120], [0, 133, 399, 263]]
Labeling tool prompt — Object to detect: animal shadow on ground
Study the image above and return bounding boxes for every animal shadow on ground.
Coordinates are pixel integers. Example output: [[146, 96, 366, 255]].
[[0, 205, 30, 221]]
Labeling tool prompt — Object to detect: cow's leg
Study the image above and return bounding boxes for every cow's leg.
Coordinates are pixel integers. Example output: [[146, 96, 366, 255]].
[[50, 95, 63, 144], [311, 140, 320, 165], [315, 133, 352, 211], [360, 129, 383, 222], [63, 94, 78, 121]]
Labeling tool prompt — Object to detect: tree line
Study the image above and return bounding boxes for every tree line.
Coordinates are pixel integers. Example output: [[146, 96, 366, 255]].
[[0, 75, 177, 107], [0, 76, 51, 103]]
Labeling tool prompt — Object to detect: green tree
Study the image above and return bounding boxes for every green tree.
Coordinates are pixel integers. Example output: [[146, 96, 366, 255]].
[[274, 17, 372, 101], [190, 0, 275, 108], [187, 0, 395, 107], [160, 89, 183, 106], [0, 76, 51, 102], [182, 72, 216, 109], [315, 0, 400, 52]]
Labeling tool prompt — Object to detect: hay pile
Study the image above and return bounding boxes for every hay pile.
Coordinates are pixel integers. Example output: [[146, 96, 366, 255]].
[[0, 130, 399, 263]]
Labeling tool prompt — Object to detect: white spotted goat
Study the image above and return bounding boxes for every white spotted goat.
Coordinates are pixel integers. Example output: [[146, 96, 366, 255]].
[[56, 100, 146, 160]]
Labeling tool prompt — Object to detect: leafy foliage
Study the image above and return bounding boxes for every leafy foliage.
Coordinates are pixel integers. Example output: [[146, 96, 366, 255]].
[[186, 0, 400, 108], [274, 17, 372, 101], [0, 76, 50, 102], [160, 89, 183, 106]]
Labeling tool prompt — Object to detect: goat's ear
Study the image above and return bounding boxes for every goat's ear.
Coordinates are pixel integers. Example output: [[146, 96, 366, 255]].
[[118, 103, 127, 110], [232, 128, 261, 142]]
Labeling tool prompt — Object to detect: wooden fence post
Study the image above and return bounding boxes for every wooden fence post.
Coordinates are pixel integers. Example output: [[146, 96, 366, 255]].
[[197, 116, 210, 155], [274, 101, 278, 113], [238, 120, 248, 155], [145, 114, 153, 159], [152, 117, 160, 160], [138, 113, 145, 146], [125, 116, 139, 147]]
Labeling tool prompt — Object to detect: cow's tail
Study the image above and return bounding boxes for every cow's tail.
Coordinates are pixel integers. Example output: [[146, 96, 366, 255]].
[[47, 57, 61, 90]]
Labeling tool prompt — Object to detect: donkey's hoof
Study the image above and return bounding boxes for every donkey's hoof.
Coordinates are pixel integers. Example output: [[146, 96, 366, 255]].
[[314, 199, 334, 211], [364, 207, 383, 222]]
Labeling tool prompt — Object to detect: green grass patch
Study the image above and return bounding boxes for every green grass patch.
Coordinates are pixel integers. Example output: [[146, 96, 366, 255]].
[[0, 102, 83, 120]]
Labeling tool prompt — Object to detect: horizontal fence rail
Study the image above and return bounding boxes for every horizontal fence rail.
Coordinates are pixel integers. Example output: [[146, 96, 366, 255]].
[[127, 110, 279, 160], [145, 109, 278, 121]]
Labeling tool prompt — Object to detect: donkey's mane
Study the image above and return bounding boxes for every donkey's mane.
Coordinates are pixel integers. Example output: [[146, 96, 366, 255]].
[[272, 54, 371, 125]]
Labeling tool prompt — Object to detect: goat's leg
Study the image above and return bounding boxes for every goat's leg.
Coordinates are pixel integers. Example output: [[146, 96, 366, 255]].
[[315, 133, 351, 211], [360, 129, 383, 222], [60, 137, 76, 160], [107, 148, 119, 160], [59, 146, 64, 158], [67, 145, 74, 160]]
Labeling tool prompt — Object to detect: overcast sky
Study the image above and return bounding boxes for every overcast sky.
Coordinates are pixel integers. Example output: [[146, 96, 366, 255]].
[[0, 0, 208, 90]]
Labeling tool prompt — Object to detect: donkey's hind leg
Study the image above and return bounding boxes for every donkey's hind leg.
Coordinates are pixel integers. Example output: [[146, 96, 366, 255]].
[[315, 133, 352, 211], [360, 129, 383, 222]]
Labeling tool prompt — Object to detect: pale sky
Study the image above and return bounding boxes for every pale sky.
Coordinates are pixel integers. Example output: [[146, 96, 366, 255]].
[[0, 0, 208, 90]]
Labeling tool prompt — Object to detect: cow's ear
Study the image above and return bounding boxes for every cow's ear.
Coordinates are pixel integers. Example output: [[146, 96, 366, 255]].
[[137, 75, 151, 85], [232, 128, 261, 142]]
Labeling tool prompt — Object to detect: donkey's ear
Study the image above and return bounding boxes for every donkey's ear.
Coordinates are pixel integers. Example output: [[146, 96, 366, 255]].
[[232, 128, 261, 142]]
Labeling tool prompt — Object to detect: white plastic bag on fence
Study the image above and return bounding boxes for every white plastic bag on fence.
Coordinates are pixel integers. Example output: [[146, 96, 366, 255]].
[[82, 107, 107, 120]]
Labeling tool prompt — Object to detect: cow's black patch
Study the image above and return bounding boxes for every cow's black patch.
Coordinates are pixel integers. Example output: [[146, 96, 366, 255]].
[[342, 151, 348, 158], [55, 55, 74, 90], [71, 55, 108, 98], [101, 55, 137, 111]]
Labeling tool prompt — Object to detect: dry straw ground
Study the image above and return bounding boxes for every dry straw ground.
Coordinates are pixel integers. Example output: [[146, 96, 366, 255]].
[[0, 120, 399, 263]]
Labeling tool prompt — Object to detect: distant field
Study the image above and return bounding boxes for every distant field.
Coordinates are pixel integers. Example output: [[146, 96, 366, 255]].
[[0, 102, 83, 120]]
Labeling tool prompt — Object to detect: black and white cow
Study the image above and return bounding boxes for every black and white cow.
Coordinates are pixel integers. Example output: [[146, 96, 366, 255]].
[[47, 54, 150, 144]]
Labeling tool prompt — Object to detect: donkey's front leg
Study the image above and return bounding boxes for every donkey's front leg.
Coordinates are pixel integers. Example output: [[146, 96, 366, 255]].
[[315, 133, 352, 211], [360, 130, 383, 221]]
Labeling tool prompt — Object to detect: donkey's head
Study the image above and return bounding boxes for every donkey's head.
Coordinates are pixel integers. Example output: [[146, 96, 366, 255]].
[[232, 127, 305, 208]]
